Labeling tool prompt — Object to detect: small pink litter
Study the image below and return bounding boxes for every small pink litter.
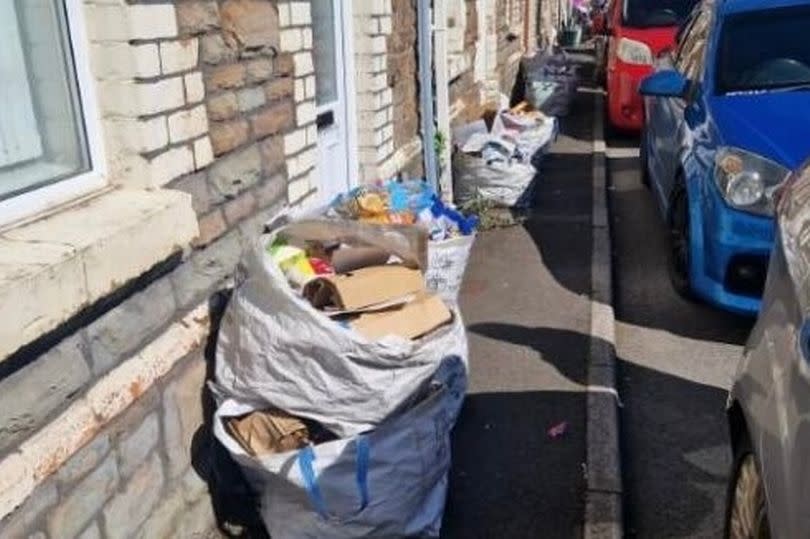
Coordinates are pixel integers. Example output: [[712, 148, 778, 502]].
[[547, 421, 568, 439]]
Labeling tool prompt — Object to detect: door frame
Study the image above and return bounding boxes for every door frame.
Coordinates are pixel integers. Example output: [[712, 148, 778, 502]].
[[314, 1, 358, 200], [339, 1, 359, 193]]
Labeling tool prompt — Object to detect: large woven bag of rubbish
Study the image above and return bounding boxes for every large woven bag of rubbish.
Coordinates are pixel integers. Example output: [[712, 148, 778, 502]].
[[214, 217, 468, 438], [453, 150, 537, 208], [213, 356, 467, 539], [524, 52, 579, 117], [424, 233, 476, 304]]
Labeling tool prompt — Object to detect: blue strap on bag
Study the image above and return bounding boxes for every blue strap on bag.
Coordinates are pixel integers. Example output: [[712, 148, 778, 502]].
[[297, 435, 371, 520]]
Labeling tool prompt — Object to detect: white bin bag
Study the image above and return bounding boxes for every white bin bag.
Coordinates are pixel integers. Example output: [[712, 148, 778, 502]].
[[425, 234, 476, 304], [453, 151, 538, 208], [214, 219, 469, 438]]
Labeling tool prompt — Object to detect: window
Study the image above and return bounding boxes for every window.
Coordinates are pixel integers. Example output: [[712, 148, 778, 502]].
[[717, 5, 810, 94], [675, 8, 711, 80], [0, 1, 104, 227], [311, 0, 338, 107]]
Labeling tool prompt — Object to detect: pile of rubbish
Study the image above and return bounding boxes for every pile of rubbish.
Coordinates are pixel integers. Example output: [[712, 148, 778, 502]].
[[212, 184, 474, 537], [524, 51, 579, 117], [453, 101, 558, 208], [326, 180, 478, 304]]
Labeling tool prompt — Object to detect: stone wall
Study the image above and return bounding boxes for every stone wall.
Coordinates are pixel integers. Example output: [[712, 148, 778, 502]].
[[0, 2, 541, 536], [0, 345, 213, 539], [171, 0, 298, 249], [0, 1, 309, 537], [388, 0, 420, 164], [448, 0, 483, 126], [496, 0, 525, 96]]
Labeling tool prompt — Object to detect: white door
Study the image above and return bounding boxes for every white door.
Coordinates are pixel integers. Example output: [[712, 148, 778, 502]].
[[312, 0, 354, 204]]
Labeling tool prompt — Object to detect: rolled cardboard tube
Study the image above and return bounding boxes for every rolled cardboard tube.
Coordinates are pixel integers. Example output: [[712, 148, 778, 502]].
[[330, 246, 391, 273]]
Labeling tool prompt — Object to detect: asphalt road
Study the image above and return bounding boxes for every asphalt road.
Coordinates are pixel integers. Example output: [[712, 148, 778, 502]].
[[606, 132, 754, 538]]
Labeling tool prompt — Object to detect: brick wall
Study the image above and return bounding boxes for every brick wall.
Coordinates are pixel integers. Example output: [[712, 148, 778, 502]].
[[0, 1, 309, 537], [170, 0, 295, 248], [86, 2, 213, 189], [0, 2, 541, 536], [448, 0, 483, 126]]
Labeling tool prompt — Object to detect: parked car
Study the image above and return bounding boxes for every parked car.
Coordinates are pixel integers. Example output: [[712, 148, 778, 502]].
[[605, 0, 700, 131], [725, 158, 810, 538], [640, 0, 810, 315]]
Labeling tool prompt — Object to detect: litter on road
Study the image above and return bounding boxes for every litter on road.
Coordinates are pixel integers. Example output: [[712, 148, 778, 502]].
[[548, 421, 569, 439]]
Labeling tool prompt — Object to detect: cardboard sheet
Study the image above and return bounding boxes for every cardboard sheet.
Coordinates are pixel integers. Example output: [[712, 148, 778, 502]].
[[350, 293, 453, 341], [303, 265, 425, 313], [226, 409, 309, 456]]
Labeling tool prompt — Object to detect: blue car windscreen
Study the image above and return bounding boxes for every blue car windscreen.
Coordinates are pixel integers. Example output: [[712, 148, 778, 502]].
[[717, 6, 810, 94]]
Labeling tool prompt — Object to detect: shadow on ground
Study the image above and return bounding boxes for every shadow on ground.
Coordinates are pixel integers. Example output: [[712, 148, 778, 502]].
[[442, 325, 728, 539], [619, 356, 731, 539]]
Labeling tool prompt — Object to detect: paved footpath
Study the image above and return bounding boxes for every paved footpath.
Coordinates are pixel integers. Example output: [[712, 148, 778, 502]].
[[441, 55, 597, 539]]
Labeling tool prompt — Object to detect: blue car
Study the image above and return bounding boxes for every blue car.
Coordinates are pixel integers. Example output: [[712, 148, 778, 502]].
[[639, 0, 810, 315]]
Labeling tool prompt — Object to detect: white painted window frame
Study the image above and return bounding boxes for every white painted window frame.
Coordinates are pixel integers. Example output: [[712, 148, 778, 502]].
[[0, 0, 107, 229]]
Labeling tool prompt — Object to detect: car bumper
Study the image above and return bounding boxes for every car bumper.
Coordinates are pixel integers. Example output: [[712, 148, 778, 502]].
[[607, 61, 652, 131], [690, 179, 775, 316]]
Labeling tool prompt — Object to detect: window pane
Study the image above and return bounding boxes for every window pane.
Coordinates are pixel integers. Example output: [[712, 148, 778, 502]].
[[311, 0, 338, 106], [718, 6, 810, 93], [0, 0, 90, 201]]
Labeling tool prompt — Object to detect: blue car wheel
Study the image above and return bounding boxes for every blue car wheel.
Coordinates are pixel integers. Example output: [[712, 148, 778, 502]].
[[668, 182, 695, 300]]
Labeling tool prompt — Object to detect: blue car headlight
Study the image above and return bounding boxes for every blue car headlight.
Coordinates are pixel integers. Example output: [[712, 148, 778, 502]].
[[714, 147, 790, 216]]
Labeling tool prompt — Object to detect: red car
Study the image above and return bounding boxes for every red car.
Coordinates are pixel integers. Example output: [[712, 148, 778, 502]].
[[605, 0, 699, 131]]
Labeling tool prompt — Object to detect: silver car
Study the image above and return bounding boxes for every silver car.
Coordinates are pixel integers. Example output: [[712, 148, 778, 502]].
[[726, 159, 810, 539]]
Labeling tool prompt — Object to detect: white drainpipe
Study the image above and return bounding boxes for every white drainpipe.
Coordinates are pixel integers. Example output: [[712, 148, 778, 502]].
[[433, 0, 453, 203]]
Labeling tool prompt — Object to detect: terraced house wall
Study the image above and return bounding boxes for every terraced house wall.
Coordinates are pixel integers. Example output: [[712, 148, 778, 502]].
[[0, 2, 541, 537]]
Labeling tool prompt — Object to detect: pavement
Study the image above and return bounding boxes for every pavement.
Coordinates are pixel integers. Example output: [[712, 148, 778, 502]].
[[607, 132, 753, 537], [441, 53, 601, 539]]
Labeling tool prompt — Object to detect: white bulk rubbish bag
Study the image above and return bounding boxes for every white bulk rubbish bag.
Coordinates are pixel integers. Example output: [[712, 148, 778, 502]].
[[453, 151, 537, 208], [214, 218, 469, 439], [213, 356, 467, 539], [425, 234, 476, 304]]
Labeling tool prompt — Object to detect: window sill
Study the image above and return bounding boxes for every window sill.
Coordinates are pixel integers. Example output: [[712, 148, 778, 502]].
[[0, 188, 198, 361]]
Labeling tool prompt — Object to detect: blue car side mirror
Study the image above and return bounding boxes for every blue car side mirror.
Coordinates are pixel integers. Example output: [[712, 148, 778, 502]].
[[639, 70, 689, 98]]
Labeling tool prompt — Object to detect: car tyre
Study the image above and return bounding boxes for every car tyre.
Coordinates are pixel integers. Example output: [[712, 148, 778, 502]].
[[640, 129, 651, 188], [725, 436, 770, 539], [668, 181, 695, 299]]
